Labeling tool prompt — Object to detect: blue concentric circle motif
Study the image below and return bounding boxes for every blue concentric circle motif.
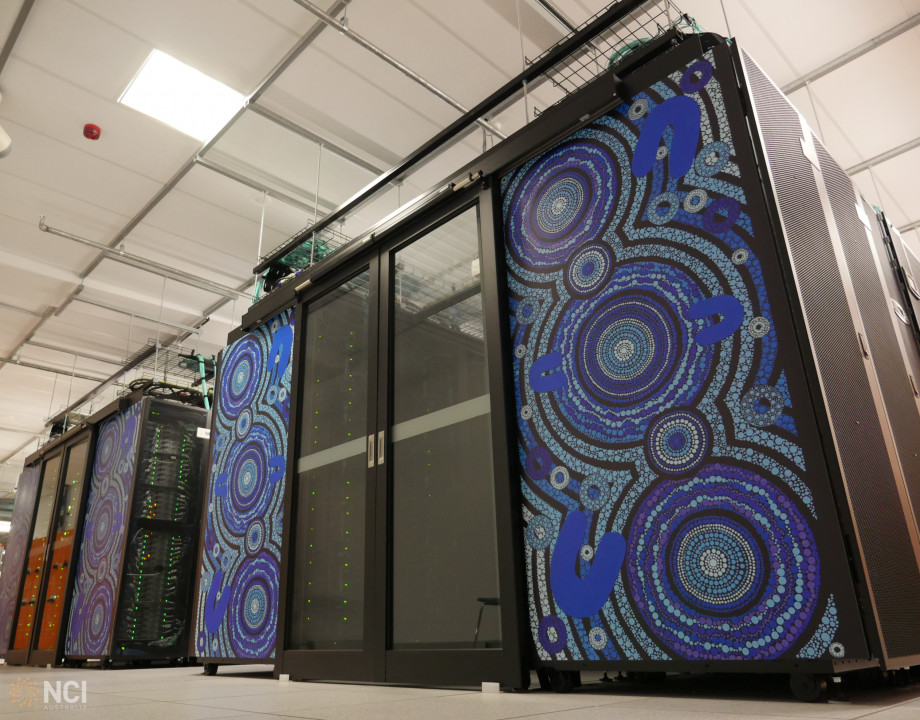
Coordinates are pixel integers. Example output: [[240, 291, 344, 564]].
[[539, 615, 568, 654], [235, 408, 253, 439], [574, 290, 683, 407], [684, 188, 708, 213], [229, 556, 280, 658], [526, 515, 554, 550], [229, 442, 268, 516], [647, 192, 680, 225], [680, 60, 714, 93], [588, 626, 608, 650], [645, 408, 711, 476], [242, 581, 269, 633], [565, 242, 613, 297], [505, 142, 618, 269], [703, 196, 741, 233], [740, 385, 784, 427], [626, 465, 820, 660], [526, 447, 553, 480], [245, 518, 265, 556], [580, 476, 611, 511], [516, 296, 540, 325], [694, 141, 731, 178], [220, 335, 263, 415]]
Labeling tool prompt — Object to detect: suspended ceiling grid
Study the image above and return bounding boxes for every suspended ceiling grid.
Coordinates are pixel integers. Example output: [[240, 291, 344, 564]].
[[0, 0, 917, 495]]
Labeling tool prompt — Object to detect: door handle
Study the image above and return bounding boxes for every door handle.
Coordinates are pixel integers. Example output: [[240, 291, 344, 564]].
[[367, 434, 375, 469], [377, 430, 385, 465]]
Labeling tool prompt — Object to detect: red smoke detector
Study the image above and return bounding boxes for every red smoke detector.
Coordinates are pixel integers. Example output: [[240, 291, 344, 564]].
[[83, 124, 101, 140]]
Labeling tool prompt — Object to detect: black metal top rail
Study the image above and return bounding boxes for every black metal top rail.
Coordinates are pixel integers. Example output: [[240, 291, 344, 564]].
[[253, 0, 674, 277]]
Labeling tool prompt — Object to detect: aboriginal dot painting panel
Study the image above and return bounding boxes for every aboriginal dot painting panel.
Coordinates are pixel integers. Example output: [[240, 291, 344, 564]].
[[64, 403, 142, 657], [192, 310, 293, 660], [503, 49, 853, 664], [0, 464, 40, 655]]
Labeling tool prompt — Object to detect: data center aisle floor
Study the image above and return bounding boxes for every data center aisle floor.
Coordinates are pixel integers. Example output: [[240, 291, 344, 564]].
[[2, 664, 920, 719]]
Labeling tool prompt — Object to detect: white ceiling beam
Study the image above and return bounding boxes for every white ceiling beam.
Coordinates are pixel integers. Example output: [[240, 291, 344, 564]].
[[0, 3, 348, 386], [193, 154, 326, 216], [783, 13, 920, 94], [0, 299, 43, 318], [0, 355, 107, 383], [39, 217, 249, 300], [0, 0, 34, 76], [846, 135, 920, 175], [71, 295, 201, 335], [249, 103, 387, 176], [25, 339, 126, 366], [291, 0, 507, 140]]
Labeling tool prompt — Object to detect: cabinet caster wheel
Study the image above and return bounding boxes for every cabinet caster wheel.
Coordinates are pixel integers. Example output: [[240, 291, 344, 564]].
[[547, 668, 577, 693], [789, 673, 828, 702], [203, 663, 218, 676]]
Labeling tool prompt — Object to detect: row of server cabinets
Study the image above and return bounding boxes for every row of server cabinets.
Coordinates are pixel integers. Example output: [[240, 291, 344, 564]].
[[220, 29, 920, 696], [3, 27, 920, 700], [0, 395, 208, 666]]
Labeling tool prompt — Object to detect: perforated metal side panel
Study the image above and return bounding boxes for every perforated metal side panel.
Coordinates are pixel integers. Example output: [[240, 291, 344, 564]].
[[816, 145, 920, 539], [742, 49, 920, 663]]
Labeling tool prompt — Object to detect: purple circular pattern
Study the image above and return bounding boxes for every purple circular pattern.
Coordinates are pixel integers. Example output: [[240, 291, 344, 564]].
[[564, 242, 613, 297], [195, 312, 293, 661], [626, 464, 820, 660], [64, 403, 141, 658], [94, 420, 121, 476], [573, 289, 683, 408], [220, 335, 263, 416], [539, 615, 568, 654], [645, 408, 712, 476], [505, 141, 618, 269], [83, 489, 119, 568], [228, 556, 279, 658], [525, 447, 553, 481], [229, 443, 268, 516], [82, 581, 115, 653], [680, 60, 714, 93], [703, 197, 741, 234]]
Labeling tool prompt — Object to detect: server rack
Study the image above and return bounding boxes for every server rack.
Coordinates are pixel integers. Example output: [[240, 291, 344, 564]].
[[0, 413, 104, 666], [63, 397, 208, 665], [229, 24, 920, 697], [189, 310, 293, 673], [0, 464, 40, 656], [502, 33, 920, 699]]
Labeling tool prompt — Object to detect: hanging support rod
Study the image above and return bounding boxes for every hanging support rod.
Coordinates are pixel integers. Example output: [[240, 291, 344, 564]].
[[71, 295, 202, 335], [258, 0, 649, 274], [39, 217, 249, 300], [290, 0, 506, 141], [26, 339, 126, 366], [0, 355, 107, 383]]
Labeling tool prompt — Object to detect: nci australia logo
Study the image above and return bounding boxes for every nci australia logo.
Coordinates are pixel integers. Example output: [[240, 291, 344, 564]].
[[9, 677, 88, 711]]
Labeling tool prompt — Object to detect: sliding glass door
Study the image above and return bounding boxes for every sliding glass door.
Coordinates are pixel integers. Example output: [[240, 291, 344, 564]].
[[283, 188, 524, 687], [286, 264, 382, 681]]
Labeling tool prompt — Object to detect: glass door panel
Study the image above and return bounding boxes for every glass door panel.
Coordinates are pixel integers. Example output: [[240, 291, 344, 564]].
[[13, 454, 62, 649], [290, 269, 373, 651], [36, 439, 89, 650], [389, 206, 502, 650]]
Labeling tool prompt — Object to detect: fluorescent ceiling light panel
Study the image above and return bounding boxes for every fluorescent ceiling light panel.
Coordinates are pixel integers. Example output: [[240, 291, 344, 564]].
[[120, 50, 243, 141], [0, 520, 10, 533]]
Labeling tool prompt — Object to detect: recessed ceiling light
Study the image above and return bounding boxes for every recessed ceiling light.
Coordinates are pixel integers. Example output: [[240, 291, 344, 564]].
[[120, 50, 244, 142]]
